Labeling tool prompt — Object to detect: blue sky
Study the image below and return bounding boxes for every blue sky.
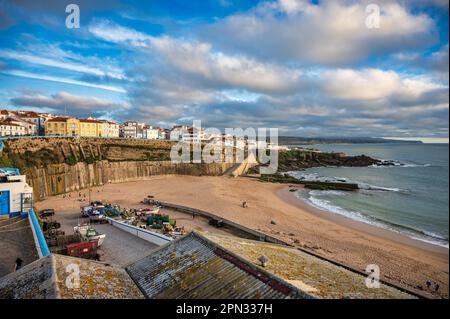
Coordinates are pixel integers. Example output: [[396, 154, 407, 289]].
[[0, 0, 448, 140]]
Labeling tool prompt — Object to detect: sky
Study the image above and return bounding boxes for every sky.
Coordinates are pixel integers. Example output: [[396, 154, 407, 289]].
[[0, 0, 448, 140]]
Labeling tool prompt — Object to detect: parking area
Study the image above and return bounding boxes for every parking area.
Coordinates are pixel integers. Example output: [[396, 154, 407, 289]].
[[44, 210, 159, 267]]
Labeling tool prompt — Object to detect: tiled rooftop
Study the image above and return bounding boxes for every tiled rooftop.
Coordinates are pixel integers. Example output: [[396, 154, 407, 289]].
[[202, 232, 416, 299], [0, 254, 144, 299]]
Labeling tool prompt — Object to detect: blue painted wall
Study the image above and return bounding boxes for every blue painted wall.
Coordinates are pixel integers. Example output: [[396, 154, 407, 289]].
[[0, 190, 10, 216]]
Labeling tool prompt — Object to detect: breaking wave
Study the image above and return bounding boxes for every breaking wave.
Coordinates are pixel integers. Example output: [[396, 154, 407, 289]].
[[297, 190, 449, 249]]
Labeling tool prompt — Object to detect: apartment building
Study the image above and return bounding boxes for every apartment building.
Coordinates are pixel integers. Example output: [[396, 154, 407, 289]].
[[1, 108, 171, 140], [0, 110, 41, 135], [120, 122, 137, 138], [143, 126, 160, 140], [79, 118, 101, 137], [45, 117, 79, 136], [99, 120, 120, 138], [0, 119, 27, 136], [13, 111, 53, 135], [159, 128, 169, 140], [170, 125, 206, 143], [170, 125, 190, 141]]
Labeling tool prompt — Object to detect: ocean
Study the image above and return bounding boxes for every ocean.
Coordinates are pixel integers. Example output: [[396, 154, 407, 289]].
[[288, 143, 449, 249]]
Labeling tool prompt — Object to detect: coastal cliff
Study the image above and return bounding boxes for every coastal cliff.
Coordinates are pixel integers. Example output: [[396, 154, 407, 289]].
[[0, 137, 233, 200], [27, 160, 233, 200]]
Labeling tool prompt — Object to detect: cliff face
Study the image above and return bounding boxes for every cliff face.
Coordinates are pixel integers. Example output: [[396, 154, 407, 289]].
[[0, 137, 234, 200], [27, 160, 233, 200]]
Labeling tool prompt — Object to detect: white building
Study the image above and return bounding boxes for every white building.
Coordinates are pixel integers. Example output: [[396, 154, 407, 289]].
[[159, 128, 169, 140], [0, 119, 28, 136], [15, 111, 52, 135], [170, 125, 190, 141], [120, 122, 137, 138], [0, 168, 33, 218], [143, 126, 160, 140], [0, 110, 53, 136], [99, 120, 120, 138]]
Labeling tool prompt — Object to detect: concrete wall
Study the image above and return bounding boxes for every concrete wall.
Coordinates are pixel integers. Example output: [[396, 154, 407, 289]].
[[230, 151, 258, 177], [154, 200, 289, 246], [28, 208, 50, 258], [108, 218, 172, 246]]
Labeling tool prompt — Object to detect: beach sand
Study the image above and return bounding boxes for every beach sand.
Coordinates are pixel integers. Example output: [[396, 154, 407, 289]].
[[35, 175, 449, 298]]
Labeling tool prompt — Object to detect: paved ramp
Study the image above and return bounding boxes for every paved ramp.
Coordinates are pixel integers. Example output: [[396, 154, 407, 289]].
[[0, 217, 39, 278], [94, 223, 159, 267]]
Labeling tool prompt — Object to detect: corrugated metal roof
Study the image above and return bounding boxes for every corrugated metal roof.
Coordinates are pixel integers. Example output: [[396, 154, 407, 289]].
[[126, 232, 312, 299]]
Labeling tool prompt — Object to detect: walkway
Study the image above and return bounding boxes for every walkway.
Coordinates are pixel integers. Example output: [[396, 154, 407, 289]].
[[0, 217, 39, 277]]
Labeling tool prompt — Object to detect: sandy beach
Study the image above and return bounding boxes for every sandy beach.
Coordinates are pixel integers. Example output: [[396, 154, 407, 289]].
[[35, 175, 449, 298]]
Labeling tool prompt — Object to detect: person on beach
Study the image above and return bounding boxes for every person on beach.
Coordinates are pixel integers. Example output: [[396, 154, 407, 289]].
[[14, 258, 23, 272]]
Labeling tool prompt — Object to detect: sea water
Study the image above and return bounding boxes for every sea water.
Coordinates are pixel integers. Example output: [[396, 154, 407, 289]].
[[288, 143, 449, 249]]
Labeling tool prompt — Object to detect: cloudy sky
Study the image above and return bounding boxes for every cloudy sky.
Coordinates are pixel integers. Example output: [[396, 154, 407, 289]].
[[0, 0, 448, 140]]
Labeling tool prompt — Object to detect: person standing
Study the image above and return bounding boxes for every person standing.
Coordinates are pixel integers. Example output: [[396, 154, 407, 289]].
[[14, 258, 23, 272]]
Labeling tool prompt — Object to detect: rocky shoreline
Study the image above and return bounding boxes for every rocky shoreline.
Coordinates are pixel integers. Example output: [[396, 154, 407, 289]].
[[252, 149, 399, 191], [275, 149, 398, 171]]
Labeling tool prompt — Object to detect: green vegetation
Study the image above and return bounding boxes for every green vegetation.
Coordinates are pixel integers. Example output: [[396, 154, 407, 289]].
[[7, 147, 61, 168], [66, 156, 78, 166], [103, 143, 172, 151], [0, 154, 13, 167], [84, 157, 96, 164]]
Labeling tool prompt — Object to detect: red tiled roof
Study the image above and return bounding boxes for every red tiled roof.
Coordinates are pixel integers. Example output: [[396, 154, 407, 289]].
[[47, 117, 71, 122], [18, 112, 40, 118], [80, 118, 101, 123], [0, 120, 21, 127]]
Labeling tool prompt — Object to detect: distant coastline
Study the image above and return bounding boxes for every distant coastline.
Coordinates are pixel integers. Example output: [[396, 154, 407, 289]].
[[279, 136, 423, 145]]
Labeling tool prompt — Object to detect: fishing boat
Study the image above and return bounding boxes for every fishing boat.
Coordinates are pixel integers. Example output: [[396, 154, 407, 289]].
[[142, 206, 161, 215], [74, 224, 106, 246]]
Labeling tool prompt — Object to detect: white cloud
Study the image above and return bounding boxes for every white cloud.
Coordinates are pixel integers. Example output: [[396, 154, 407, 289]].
[[0, 49, 126, 80], [324, 68, 443, 101], [203, 0, 436, 65], [11, 91, 129, 113], [149, 36, 302, 94], [83, 10, 447, 138], [1, 70, 126, 93], [88, 19, 152, 47]]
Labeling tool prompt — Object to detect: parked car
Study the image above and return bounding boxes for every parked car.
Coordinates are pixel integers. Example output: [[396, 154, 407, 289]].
[[39, 209, 55, 218]]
